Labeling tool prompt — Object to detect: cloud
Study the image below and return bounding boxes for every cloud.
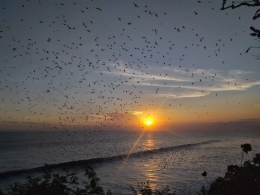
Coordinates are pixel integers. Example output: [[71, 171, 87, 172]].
[[91, 114, 106, 118], [131, 111, 143, 115], [99, 61, 191, 82], [159, 91, 210, 98], [100, 62, 260, 98]]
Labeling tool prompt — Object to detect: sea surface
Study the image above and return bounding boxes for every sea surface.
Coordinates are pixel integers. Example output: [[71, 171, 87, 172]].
[[0, 130, 259, 194]]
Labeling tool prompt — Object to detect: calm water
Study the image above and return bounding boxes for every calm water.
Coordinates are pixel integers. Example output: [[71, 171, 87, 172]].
[[0, 130, 259, 194]]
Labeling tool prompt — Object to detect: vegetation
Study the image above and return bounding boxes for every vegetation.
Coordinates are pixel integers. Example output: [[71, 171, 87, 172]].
[[130, 181, 176, 195], [0, 166, 111, 195], [198, 143, 260, 195], [0, 144, 259, 195]]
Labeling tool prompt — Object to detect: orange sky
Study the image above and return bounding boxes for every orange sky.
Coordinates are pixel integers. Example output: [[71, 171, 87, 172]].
[[0, 1, 260, 131]]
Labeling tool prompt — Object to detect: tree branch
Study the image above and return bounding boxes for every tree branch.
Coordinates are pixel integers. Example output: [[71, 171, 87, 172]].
[[246, 46, 260, 53], [221, 1, 260, 10]]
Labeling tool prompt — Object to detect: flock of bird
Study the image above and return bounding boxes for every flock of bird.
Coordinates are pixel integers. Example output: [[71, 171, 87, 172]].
[[1, 2, 260, 194], [0, 0, 258, 132]]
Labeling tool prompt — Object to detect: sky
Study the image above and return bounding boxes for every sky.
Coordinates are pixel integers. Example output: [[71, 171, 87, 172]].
[[0, 0, 260, 131]]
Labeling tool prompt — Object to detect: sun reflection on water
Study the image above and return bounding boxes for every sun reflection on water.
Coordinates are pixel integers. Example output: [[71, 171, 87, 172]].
[[142, 136, 159, 189], [143, 139, 155, 150]]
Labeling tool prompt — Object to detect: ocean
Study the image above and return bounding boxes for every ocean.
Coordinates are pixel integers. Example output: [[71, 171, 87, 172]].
[[0, 130, 259, 194]]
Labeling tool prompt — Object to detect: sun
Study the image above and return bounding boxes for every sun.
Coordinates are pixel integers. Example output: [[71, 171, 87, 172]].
[[141, 117, 155, 128], [145, 119, 153, 126], [145, 120, 152, 126]]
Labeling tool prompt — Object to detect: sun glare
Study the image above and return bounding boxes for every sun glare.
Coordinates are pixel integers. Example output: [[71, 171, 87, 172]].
[[145, 119, 153, 126]]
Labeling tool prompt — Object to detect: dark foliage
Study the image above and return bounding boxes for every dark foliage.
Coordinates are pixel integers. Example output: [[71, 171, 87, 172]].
[[241, 143, 252, 154], [201, 143, 260, 195], [253, 153, 260, 164], [130, 181, 176, 195], [207, 160, 260, 195], [0, 165, 111, 195], [201, 171, 207, 177]]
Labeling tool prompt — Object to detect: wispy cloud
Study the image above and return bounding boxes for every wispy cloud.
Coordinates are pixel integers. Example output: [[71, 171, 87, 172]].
[[131, 111, 143, 115], [100, 61, 192, 82], [159, 91, 210, 98], [100, 62, 260, 98]]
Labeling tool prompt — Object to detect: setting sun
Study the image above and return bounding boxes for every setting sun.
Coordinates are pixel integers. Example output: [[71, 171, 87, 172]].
[[146, 120, 152, 126], [144, 118, 153, 126]]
